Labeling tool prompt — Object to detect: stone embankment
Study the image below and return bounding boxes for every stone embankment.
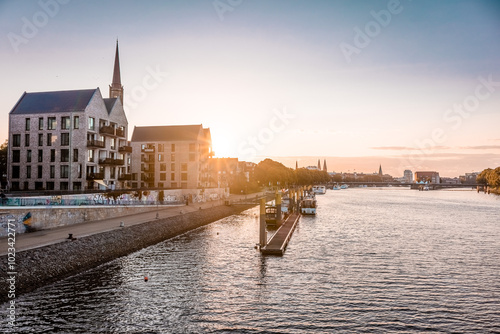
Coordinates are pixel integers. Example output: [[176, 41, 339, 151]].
[[0, 203, 255, 303]]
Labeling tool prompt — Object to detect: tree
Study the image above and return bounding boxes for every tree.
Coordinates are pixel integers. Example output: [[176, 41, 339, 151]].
[[0, 140, 7, 189]]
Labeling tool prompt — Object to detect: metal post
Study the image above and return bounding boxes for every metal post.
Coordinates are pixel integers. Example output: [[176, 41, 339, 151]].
[[259, 198, 266, 248]]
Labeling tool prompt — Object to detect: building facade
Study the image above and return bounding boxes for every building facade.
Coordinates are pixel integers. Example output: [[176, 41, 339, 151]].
[[7, 43, 130, 191], [415, 171, 440, 184], [404, 169, 413, 183], [130, 125, 212, 189]]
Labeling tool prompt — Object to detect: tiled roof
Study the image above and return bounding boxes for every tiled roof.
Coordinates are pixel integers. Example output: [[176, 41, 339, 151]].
[[103, 98, 117, 114], [131, 125, 208, 142], [10, 88, 97, 115]]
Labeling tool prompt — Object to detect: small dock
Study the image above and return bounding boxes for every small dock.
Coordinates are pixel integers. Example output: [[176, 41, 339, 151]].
[[261, 212, 300, 256]]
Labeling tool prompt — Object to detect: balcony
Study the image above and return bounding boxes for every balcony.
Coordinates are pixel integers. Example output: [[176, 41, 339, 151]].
[[87, 140, 105, 148], [141, 174, 155, 182], [99, 158, 125, 165], [119, 145, 132, 153], [86, 172, 104, 180], [99, 125, 115, 136], [141, 164, 155, 172], [141, 156, 155, 163], [118, 173, 133, 181], [141, 147, 155, 153], [116, 128, 125, 137]]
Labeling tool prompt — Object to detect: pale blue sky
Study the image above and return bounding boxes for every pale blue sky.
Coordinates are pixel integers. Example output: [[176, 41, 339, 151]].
[[1, 0, 499, 175]]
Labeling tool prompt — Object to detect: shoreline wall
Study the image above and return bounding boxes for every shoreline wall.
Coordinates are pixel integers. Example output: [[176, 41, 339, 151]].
[[0, 203, 255, 303]]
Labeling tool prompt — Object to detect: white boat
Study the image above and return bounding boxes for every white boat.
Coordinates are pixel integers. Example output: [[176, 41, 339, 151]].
[[340, 184, 348, 189], [300, 192, 317, 215], [312, 185, 327, 194]]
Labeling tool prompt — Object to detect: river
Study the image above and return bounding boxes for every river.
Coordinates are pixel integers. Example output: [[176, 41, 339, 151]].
[[2, 188, 500, 333]]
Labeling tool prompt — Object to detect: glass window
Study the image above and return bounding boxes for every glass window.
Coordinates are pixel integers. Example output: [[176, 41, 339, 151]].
[[12, 134, 21, 147], [73, 116, 79, 129], [37, 165, 43, 178], [61, 133, 69, 146], [158, 154, 164, 162], [158, 144, 164, 152], [12, 150, 20, 163], [25, 133, 30, 146], [38, 118, 44, 130], [171, 153, 175, 162], [50, 149, 55, 162], [26, 165, 31, 179], [88, 117, 95, 130], [50, 166, 55, 178], [73, 149, 78, 162], [61, 116, 70, 130], [160, 173, 166, 181], [47, 133, 52, 146], [60, 166, 69, 178], [38, 134, 43, 146], [60, 181, 69, 190], [48, 117, 56, 130], [27, 150, 32, 163], [181, 173, 188, 181], [160, 163, 166, 171], [171, 173, 175, 181], [25, 118, 30, 131], [181, 163, 188, 172], [88, 149, 94, 162], [38, 149, 43, 162], [171, 163, 175, 171], [61, 149, 69, 162], [11, 166, 20, 179], [171, 144, 175, 152]]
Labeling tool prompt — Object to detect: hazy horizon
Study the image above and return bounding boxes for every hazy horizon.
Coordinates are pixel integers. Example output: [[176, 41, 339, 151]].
[[1, 0, 499, 177]]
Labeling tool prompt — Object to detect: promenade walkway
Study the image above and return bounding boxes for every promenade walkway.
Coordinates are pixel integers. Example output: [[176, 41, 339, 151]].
[[0, 193, 264, 256]]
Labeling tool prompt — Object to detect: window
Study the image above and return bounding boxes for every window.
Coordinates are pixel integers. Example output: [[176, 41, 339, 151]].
[[73, 149, 78, 162], [189, 153, 195, 162], [88, 150, 94, 162], [46, 182, 55, 190], [61, 149, 69, 162], [50, 166, 55, 178], [189, 143, 195, 152], [61, 133, 69, 146], [171, 173, 175, 181], [171, 182, 177, 188], [12, 134, 21, 147], [37, 165, 43, 178], [181, 163, 188, 172], [78, 164, 82, 178], [12, 166, 20, 179], [171, 153, 175, 162], [25, 118, 31, 131], [171, 144, 175, 152], [160, 163, 166, 171], [171, 163, 175, 171], [158, 144, 164, 152], [61, 116, 70, 130], [158, 182, 164, 188], [12, 150, 20, 163], [24, 181, 29, 190], [73, 182, 82, 190], [60, 182, 69, 190], [73, 116, 79, 129], [110, 167, 116, 179], [25, 134, 30, 146], [181, 173, 188, 181], [160, 173, 166, 181], [50, 149, 55, 162], [158, 154, 164, 162], [60, 166, 69, 178], [38, 118, 44, 130], [88, 117, 95, 130], [181, 182, 188, 189], [110, 138, 116, 150], [27, 150, 32, 163], [48, 117, 56, 130], [38, 134, 43, 146], [38, 149, 43, 162], [26, 166, 31, 178], [47, 133, 52, 146], [35, 182, 43, 190]]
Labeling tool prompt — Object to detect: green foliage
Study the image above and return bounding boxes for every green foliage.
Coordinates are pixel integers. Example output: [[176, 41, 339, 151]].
[[477, 167, 500, 188], [254, 158, 331, 187]]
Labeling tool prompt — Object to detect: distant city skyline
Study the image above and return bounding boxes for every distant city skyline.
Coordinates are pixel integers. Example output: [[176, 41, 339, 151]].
[[1, 0, 499, 177]]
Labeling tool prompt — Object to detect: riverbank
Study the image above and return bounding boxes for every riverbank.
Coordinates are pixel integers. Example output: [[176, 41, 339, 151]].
[[0, 201, 259, 303]]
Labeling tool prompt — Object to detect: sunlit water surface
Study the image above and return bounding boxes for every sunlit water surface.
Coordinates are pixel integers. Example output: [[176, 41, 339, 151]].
[[2, 188, 500, 333]]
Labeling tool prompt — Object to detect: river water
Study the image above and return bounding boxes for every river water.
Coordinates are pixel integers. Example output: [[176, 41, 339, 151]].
[[2, 188, 500, 333]]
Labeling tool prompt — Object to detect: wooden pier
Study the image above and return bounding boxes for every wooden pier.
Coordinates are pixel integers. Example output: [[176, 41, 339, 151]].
[[261, 212, 300, 256]]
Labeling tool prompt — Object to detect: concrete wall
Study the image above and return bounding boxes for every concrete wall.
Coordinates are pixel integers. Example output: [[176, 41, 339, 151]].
[[0, 203, 256, 303]]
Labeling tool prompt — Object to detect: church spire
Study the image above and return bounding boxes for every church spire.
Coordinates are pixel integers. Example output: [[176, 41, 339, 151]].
[[317, 159, 321, 170], [323, 159, 327, 172], [109, 40, 124, 104], [378, 164, 383, 176]]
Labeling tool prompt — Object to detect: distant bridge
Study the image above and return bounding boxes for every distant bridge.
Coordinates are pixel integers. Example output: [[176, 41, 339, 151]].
[[327, 182, 480, 190]]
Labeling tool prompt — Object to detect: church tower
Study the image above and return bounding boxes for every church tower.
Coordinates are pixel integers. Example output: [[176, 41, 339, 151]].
[[317, 159, 321, 170], [378, 164, 383, 176], [323, 159, 327, 172], [109, 40, 124, 104]]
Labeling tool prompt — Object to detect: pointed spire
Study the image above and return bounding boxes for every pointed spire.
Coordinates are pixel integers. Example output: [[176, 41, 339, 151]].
[[295, 161, 298, 170], [378, 164, 383, 176], [109, 39, 124, 104], [317, 159, 321, 170], [323, 159, 327, 172]]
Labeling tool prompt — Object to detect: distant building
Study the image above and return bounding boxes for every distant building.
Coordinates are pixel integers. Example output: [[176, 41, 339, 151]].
[[415, 171, 440, 184], [306, 165, 320, 171], [404, 170, 413, 183], [7, 42, 130, 191], [130, 124, 212, 189], [208, 157, 240, 188], [459, 172, 479, 184], [323, 159, 327, 172], [378, 164, 383, 176]]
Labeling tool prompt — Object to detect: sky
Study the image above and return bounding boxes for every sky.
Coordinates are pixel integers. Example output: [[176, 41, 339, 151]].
[[1, 0, 500, 177]]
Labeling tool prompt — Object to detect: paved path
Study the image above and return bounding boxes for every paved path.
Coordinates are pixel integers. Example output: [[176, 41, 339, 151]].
[[0, 193, 264, 256]]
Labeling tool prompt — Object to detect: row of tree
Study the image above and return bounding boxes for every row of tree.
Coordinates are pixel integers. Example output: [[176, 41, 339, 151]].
[[252, 158, 330, 187], [477, 167, 500, 189]]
